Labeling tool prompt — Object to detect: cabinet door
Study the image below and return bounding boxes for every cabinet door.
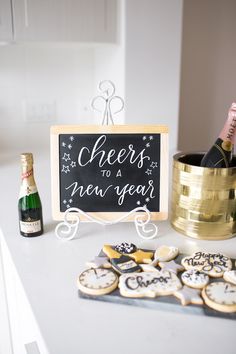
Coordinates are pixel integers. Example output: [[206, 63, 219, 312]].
[[12, 0, 117, 42], [0, 0, 13, 41]]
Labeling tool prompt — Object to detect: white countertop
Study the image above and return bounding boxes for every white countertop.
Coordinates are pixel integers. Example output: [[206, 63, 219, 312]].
[[0, 151, 235, 354]]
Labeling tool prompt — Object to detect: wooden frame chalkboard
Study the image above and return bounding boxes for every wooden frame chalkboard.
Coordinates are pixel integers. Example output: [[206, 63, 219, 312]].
[[51, 125, 168, 221]]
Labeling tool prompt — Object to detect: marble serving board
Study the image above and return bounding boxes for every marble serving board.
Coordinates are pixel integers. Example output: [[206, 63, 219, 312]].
[[78, 251, 236, 320]]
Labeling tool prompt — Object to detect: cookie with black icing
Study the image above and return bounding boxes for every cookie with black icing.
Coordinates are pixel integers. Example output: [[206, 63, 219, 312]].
[[114, 242, 137, 254]]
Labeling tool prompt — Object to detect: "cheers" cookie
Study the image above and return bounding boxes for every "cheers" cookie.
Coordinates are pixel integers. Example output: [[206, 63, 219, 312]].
[[119, 270, 182, 298], [181, 251, 232, 278]]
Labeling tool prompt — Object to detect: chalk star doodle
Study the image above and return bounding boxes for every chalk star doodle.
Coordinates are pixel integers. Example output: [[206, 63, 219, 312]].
[[143, 136, 147, 141], [70, 161, 76, 168], [68, 144, 73, 150], [145, 169, 152, 175], [145, 197, 150, 203], [150, 161, 158, 168], [63, 199, 73, 207], [69, 136, 74, 141], [146, 142, 150, 148], [149, 136, 154, 140], [136, 200, 141, 205], [61, 165, 70, 174], [62, 142, 67, 147], [62, 153, 71, 162]]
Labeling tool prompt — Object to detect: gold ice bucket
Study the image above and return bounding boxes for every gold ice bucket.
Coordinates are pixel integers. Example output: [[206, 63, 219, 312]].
[[171, 152, 236, 240]]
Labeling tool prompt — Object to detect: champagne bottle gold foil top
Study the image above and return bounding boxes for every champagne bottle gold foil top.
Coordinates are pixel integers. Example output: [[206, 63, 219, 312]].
[[20, 153, 33, 165]]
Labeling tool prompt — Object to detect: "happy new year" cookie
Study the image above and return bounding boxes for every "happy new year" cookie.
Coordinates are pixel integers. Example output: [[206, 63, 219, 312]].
[[202, 282, 236, 313], [181, 251, 232, 278], [118, 270, 182, 298]]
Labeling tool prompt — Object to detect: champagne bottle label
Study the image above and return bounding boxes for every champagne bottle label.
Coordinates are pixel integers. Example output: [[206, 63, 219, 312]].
[[20, 220, 42, 233], [19, 167, 38, 199], [19, 185, 38, 199]]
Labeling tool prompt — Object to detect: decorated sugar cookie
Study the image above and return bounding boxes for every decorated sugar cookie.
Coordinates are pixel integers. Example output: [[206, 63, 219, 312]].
[[181, 251, 232, 278], [103, 245, 141, 274], [113, 243, 153, 264], [173, 286, 203, 306], [154, 245, 179, 262], [223, 270, 236, 285], [119, 270, 182, 298], [114, 242, 137, 254], [77, 268, 118, 296], [86, 256, 111, 269], [159, 260, 184, 274], [140, 263, 159, 272], [202, 282, 236, 313], [181, 269, 209, 289]]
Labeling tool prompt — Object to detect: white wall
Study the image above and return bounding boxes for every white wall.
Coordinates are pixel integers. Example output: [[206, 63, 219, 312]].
[[125, 0, 183, 154], [0, 0, 183, 155], [94, 0, 125, 124], [179, 0, 236, 152], [0, 44, 95, 152]]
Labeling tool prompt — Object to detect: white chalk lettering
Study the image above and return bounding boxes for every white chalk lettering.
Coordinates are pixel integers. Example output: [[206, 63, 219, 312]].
[[116, 169, 122, 177], [65, 182, 112, 198], [101, 169, 111, 177], [114, 180, 155, 205], [77, 135, 150, 168]]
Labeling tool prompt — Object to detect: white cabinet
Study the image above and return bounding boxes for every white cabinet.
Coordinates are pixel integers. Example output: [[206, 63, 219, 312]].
[[0, 232, 48, 354], [13, 0, 118, 42], [0, 0, 13, 41], [0, 0, 117, 43]]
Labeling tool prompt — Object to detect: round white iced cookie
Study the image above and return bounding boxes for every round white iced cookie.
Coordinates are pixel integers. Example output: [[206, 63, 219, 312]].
[[223, 270, 236, 285], [154, 245, 179, 262], [181, 269, 209, 289], [77, 268, 118, 296], [202, 282, 236, 313], [118, 270, 182, 298], [181, 251, 232, 278]]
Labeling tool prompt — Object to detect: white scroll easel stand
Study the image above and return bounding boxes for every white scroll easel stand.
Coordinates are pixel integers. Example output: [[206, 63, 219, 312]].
[[55, 81, 159, 241]]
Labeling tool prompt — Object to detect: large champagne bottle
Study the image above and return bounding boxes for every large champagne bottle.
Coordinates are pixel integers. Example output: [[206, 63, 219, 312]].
[[18, 153, 43, 237], [200, 103, 236, 167]]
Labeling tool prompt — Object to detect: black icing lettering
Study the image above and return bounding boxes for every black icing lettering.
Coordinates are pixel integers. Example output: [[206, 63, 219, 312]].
[[125, 274, 171, 290], [186, 252, 229, 272]]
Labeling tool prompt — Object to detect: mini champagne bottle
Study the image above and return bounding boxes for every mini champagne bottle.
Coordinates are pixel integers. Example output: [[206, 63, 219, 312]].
[[18, 153, 43, 237], [200, 103, 236, 167]]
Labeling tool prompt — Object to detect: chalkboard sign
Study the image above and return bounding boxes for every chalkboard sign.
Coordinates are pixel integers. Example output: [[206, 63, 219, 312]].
[[51, 125, 168, 221]]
